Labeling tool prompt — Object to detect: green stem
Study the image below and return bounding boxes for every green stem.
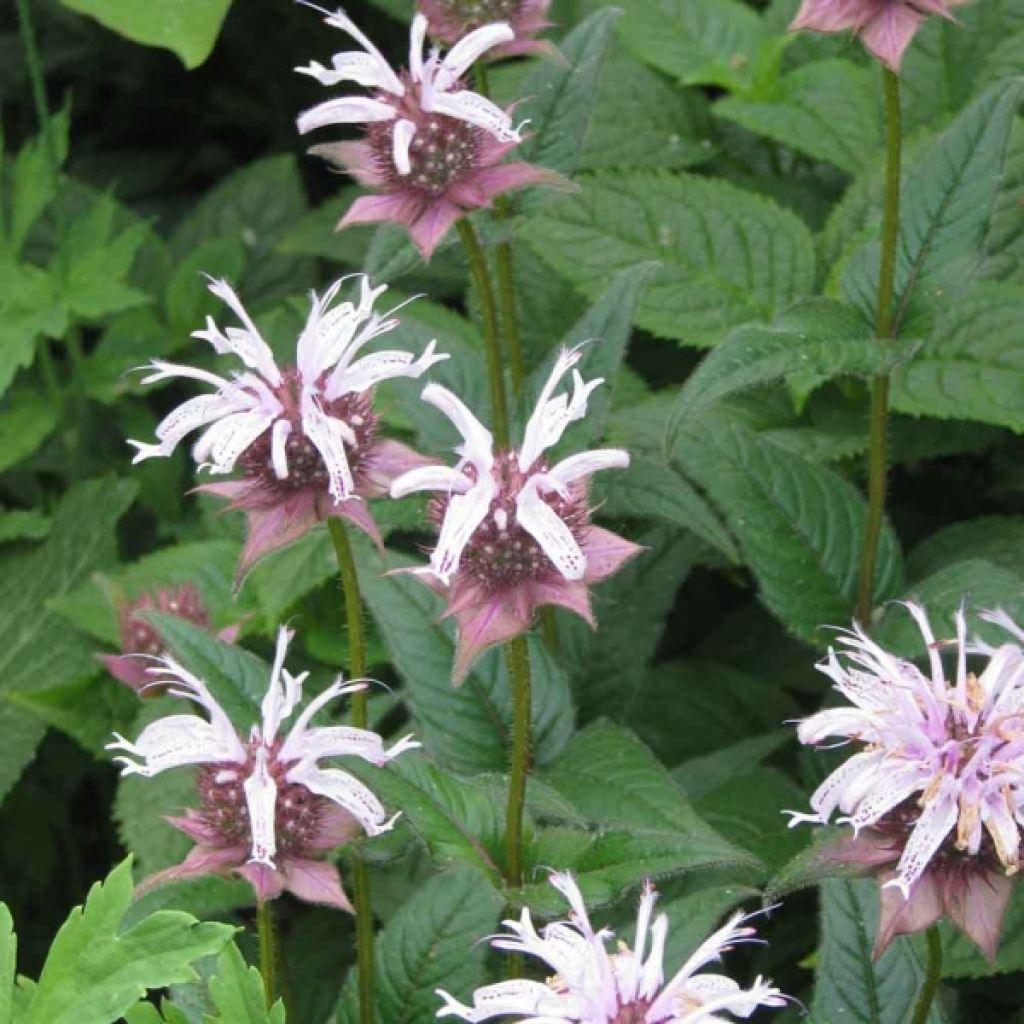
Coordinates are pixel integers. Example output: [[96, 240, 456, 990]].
[[910, 926, 942, 1024], [326, 517, 375, 1024], [855, 67, 901, 625], [504, 634, 532, 892], [15, 0, 59, 187], [257, 900, 278, 1007], [457, 214, 510, 448]]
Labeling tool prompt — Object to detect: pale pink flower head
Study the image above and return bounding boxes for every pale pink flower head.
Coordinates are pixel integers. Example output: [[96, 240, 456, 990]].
[[107, 625, 418, 909], [789, 0, 965, 72], [295, 9, 563, 259], [98, 583, 241, 693], [390, 346, 641, 682], [436, 871, 787, 1024], [418, 0, 556, 59], [128, 275, 446, 580], [787, 603, 1024, 959]]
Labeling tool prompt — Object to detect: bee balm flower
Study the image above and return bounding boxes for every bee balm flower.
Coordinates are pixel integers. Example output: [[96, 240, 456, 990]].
[[418, 0, 556, 59], [128, 275, 445, 579], [295, 9, 562, 258], [787, 603, 1024, 959], [789, 0, 965, 72], [436, 871, 787, 1024], [390, 346, 641, 682], [108, 626, 418, 908]]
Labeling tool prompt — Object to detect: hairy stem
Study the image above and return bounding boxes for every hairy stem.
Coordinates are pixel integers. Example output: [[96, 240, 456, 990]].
[[257, 900, 278, 1007], [326, 517, 375, 1024], [855, 67, 901, 625], [504, 633, 532, 893], [910, 926, 943, 1024], [457, 215, 510, 448]]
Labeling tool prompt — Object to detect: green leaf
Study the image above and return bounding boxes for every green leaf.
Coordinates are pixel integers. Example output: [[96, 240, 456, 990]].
[[669, 300, 916, 437], [672, 731, 792, 800], [335, 868, 501, 1024], [0, 260, 67, 399], [907, 516, 1024, 580], [204, 942, 285, 1024], [812, 878, 949, 1024], [0, 389, 58, 473], [618, 0, 768, 92], [716, 59, 881, 175], [59, 0, 232, 69], [358, 548, 574, 774], [19, 857, 234, 1024], [889, 283, 1024, 431], [0, 508, 51, 543], [843, 81, 1024, 329], [0, 477, 137, 697], [523, 173, 816, 347], [170, 156, 312, 302], [0, 904, 14, 1024], [592, 455, 739, 562], [164, 238, 247, 336], [0, 702, 45, 806], [581, 52, 715, 172], [980, 117, 1024, 281], [516, 8, 620, 182], [675, 420, 903, 641]]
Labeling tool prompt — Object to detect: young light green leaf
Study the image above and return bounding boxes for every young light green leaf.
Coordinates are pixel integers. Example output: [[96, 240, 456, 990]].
[[335, 868, 501, 1024], [843, 81, 1024, 329], [524, 173, 816, 347], [7, 107, 71, 256], [0, 904, 14, 1024], [20, 857, 234, 1024], [675, 420, 903, 641], [59, 0, 232, 69], [204, 942, 285, 1024], [813, 879, 949, 1024], [889, 283, 1024, 431], [0, 261, 67, 400]]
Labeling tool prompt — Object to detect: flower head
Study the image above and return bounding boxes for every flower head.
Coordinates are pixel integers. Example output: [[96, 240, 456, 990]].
[[295, 8, 562, 258], [436, 871, 787, 1024], [418, 0, 556, 59], [98, 583, 241, 693], [129, 274, 445, 578], [789, 0, 965, 72], [390, 346, 640, 682], [108, 626, 418, 908], [788, 603, 1024, 959]]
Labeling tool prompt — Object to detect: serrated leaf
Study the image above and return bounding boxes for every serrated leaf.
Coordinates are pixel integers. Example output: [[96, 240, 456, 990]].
[[675, 420, 902, 641], [716, 59, 881, 175], [0, 260, 67, 399], [524, 173, 816, 347], [813, 878, 949, 1024], [669, 300, 915, 437], [516, 8, 620, 182], [358, 547, 574, 774], [889, 283, 1024, 431], [204, 942, 285, 1024], [19, 857, 233, 1024], [843, 81, 1024, 328], [59, 0, 232, 69], [619, 0, 768, 92], [335, 868, 501, 1024]]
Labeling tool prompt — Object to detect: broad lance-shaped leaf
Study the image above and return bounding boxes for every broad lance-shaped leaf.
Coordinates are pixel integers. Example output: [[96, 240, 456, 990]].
[[204, 942, 285, 1023], [668, 299, 917, 442], [16, 857, 233, 1024], [813, 879, 949, 1024], [60, 0, 231, 69], [675, 420, 903, 641], [843, 81, 1024, 329], [523, 172, 815, 347], [889, 283, 1024, 432], [335, 869, 501, 1024], [358, 545, 574, 775]]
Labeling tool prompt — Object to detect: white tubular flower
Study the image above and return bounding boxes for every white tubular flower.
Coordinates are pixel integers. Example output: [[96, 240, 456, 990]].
[[107, 626, 419, 908], [436, 872, 787, 1024]]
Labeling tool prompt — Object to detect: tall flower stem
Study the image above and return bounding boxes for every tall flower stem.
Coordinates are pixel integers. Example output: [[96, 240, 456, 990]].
[[456, 219, 510, 446], [910, 926, 942, 1024], [504, 633, 532, 890], [326, 517, 375, 1024], [855, 67, 901, 625], [257, 900, 278, 1006]]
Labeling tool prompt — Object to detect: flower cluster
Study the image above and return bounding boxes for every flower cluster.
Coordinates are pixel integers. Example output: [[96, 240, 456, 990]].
[[789, 603, 1024, 958], [418, 0, 555, 58], [437, 872, 786, 1024], [109, 626, 418, 907], [295, 9, 561, 257], [391, 345, 640, 681]]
